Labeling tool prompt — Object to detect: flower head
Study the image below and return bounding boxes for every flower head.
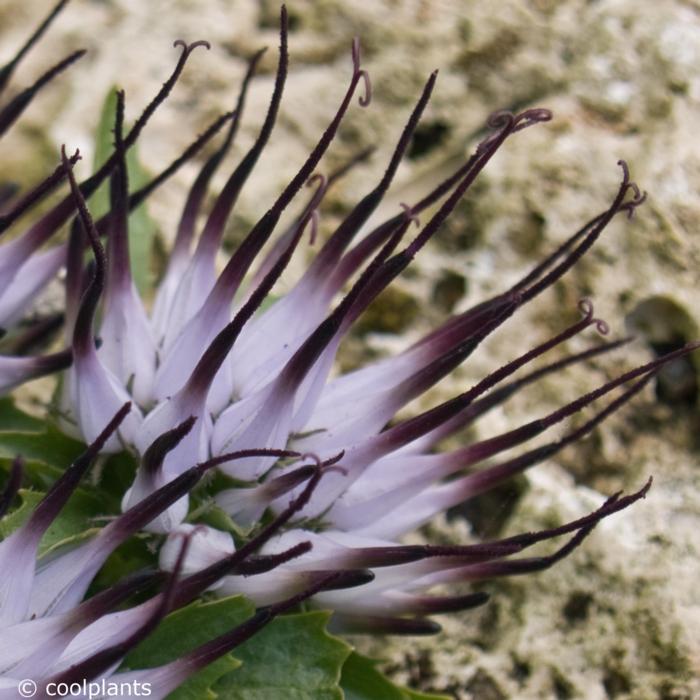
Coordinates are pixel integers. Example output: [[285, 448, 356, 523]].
[[0, 2, 696, 697]]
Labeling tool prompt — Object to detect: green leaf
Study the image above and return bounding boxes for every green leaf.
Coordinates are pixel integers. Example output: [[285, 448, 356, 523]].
[[126, 596, 255, 665], [178, 656, 245, 700], [0, 489, 42, 534], [0, 400, 117, 555], [95, 450, 139, 509], [341, 653, 450, 700], [125, 596, 254, 700], [0, 426, 91, 513], [215, 610, 351, 700], [91, 88, 156, 295], [0, 424, 89, 494], [0, 427, 85, 469], [125, 597, 352, 700], [0, 397, 139, 507], [88, 535, 157, 593], [0, 487, 105, 556], [193, 502, 255, 539], [0, 398, 44, 432]]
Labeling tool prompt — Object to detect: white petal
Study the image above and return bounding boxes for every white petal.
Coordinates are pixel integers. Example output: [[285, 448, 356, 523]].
[[134, 394, 208, 478], [211, 385, 293, 480], [98, 282, 157, 407], [158, 256, 217, 354], [217, 568, 314, 606], [29, 537, 108, 618], [0, 245, 66, 327], [154, 294, 227, 402], [121, 471, 189, 535], [52, 601, 156, 674], [159, 524, 234, 588], [0, 529, 40, 626], [68, 354, 142, 452]]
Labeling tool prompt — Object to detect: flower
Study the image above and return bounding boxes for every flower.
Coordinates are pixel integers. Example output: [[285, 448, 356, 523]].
[[0, 2, 697, 698]]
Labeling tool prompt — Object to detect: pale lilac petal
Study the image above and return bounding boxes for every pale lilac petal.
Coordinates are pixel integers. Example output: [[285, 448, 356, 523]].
[[326, 452, 453, 530], [0, 244, 65, 327], [214, 485, 268, 527], [0, 529, 40, 626], [211, 384, 294, 480], [159, 524, 234, 590], [156, 255, 218, 354], [351, 482, 462, 539], [68, 354, 141, 452], [229, 283, 330, 398], [279, 440, 386, 519], [217, 568, 333, 607], [289, 335, 342, 433], [0, 616, 71, 676], [120, 468, 189, 535], [0, 677, 34, 699], [91, 666, 186, 700], [123, 401, 208, 533], [51, 601, 156, 675], [29, 539, 109, 618], [203, 359, 234, 416], [153, 301, 228, 402], [134, 394, 208, 477], [149, 254, 188, 346], [258, 529, 419, 572], [0, 350, 71, 395], [215, 460, 324, 527], [98, 282, 156, 407], [303, 346, 430, 435], [1, 570, 157, 679]]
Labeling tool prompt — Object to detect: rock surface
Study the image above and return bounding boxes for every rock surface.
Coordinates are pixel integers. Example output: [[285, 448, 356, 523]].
[[1, 1, 699, 698]]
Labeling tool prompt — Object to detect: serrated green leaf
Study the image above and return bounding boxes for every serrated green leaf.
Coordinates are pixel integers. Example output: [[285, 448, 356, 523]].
[[340, 653, 450, 700], [91, 88, 156, 295], [175, 656, 245, 700], [125, 597, 351, 700], [214, 610, 351, 700], [125, 596, 254, 700], [0, 488, 42, 534], [126, 596, 256, 665]]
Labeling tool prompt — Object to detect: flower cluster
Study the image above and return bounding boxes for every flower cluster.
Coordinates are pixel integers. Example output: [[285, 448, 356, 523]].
[[0, 2, 696, 698]]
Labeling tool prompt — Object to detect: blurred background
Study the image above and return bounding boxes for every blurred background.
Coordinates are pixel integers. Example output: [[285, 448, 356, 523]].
[[1, 1, 699, 698]]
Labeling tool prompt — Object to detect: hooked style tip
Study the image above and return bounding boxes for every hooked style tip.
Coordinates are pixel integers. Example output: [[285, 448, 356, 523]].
[[173, 39, 211, 53]]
